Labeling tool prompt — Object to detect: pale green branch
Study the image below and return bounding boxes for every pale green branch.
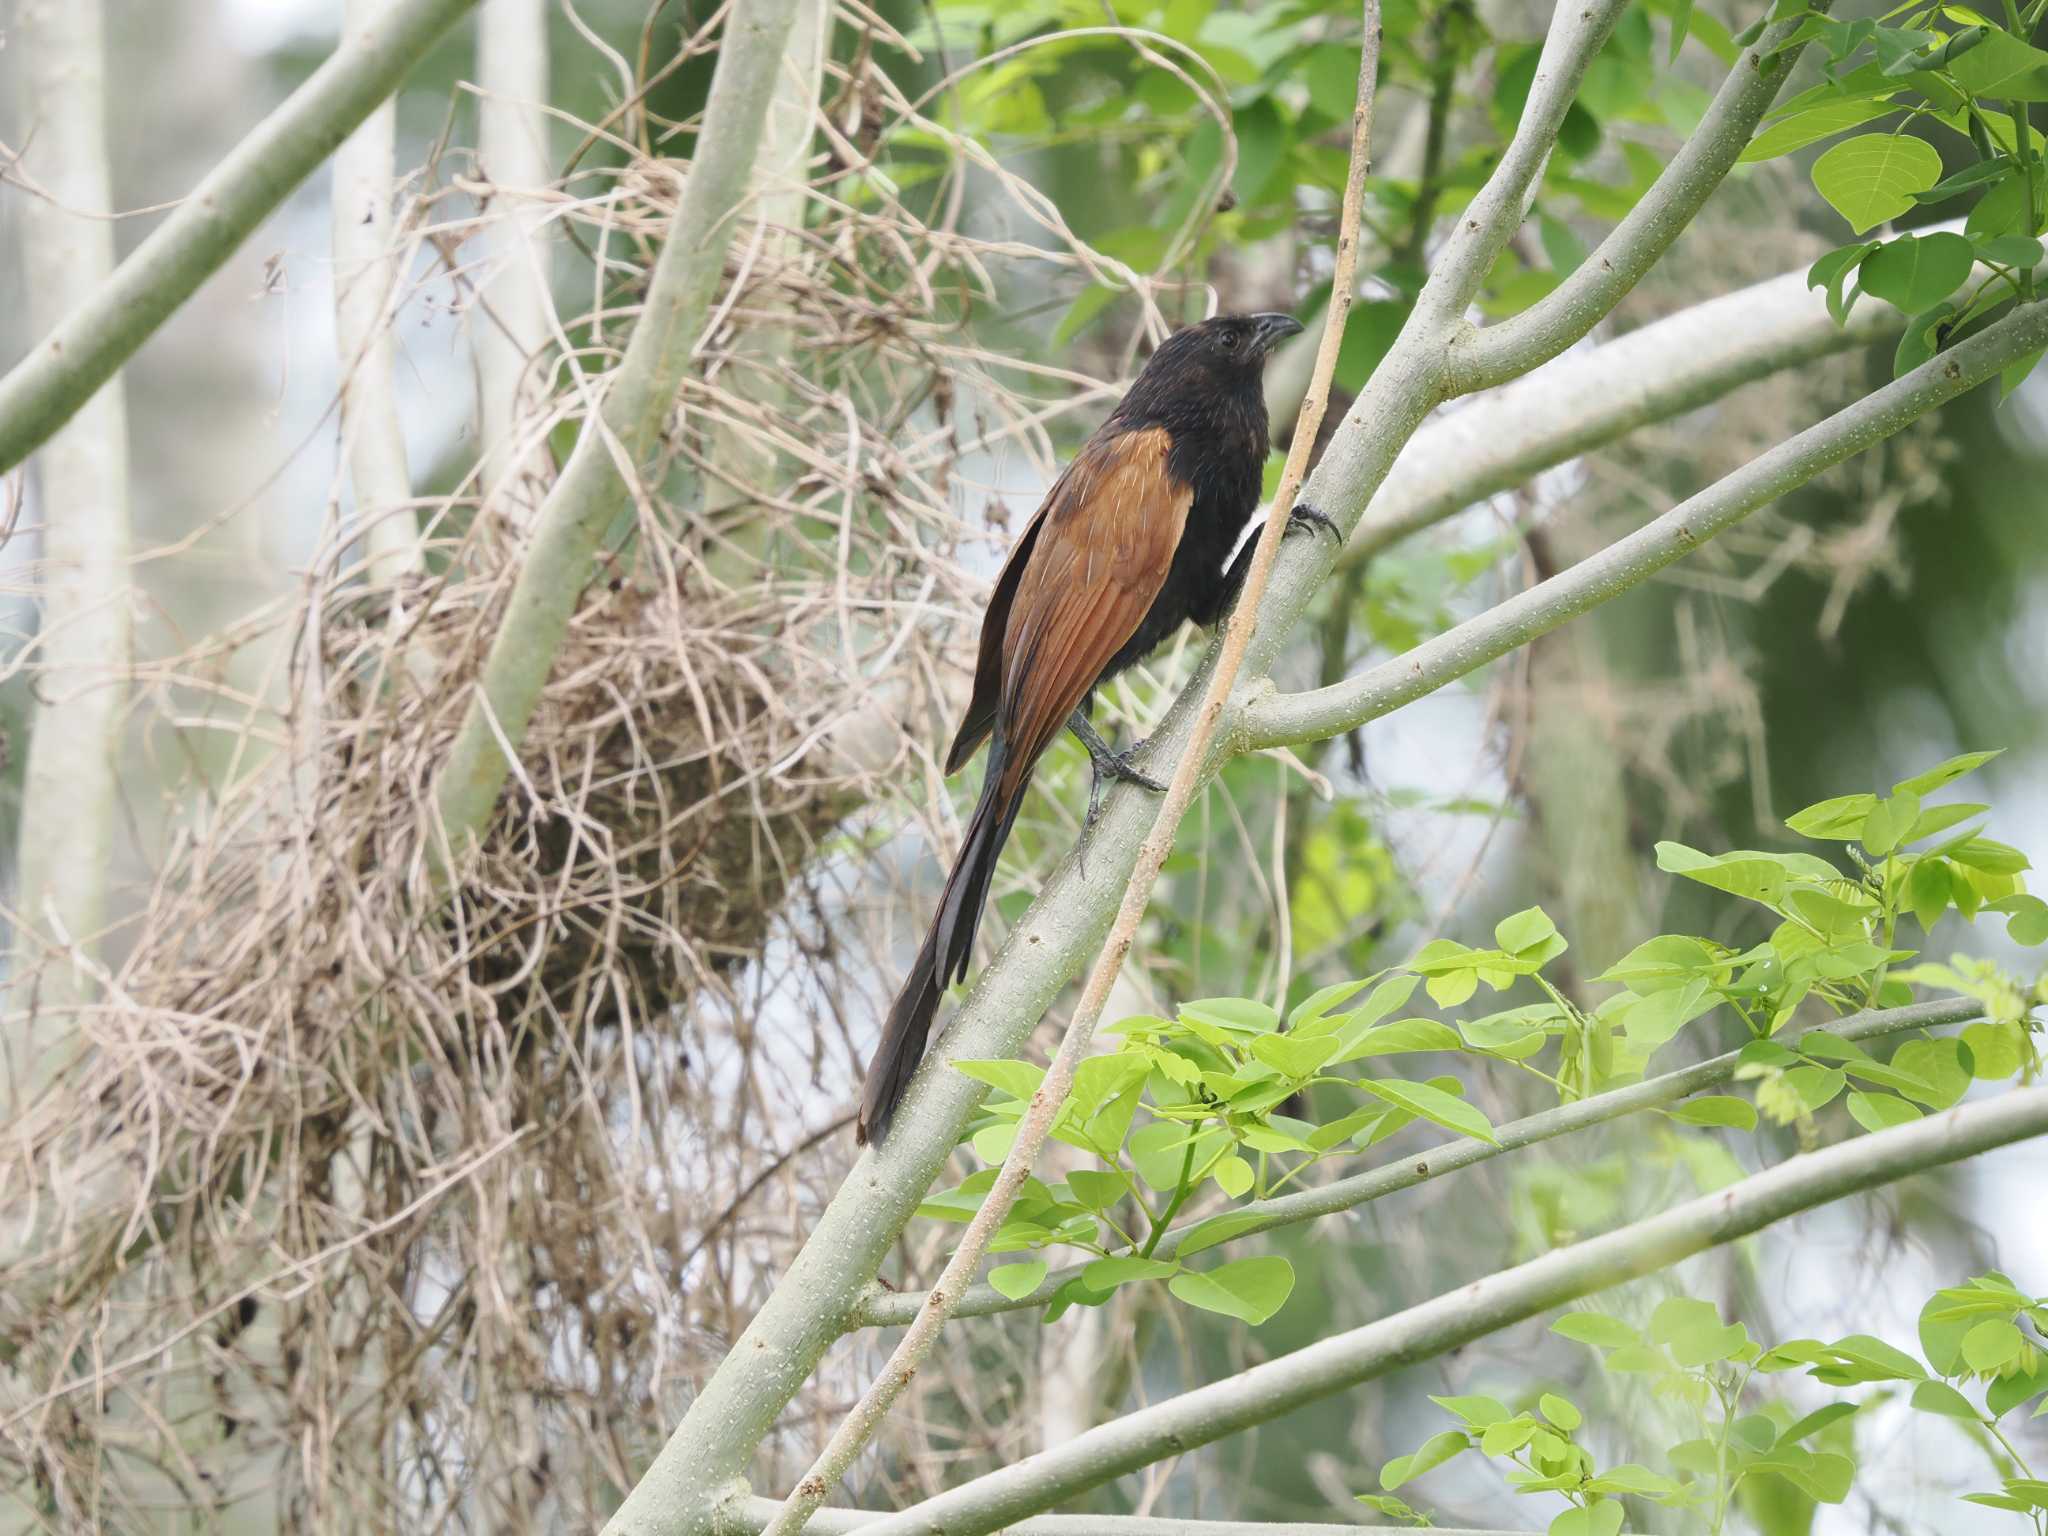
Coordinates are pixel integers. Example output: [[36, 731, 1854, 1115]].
[[856, 997, 1980, 1328], [0, 0, 478, 474], [849, 1085, 2048, 1536], [1244, 299, 2048, 751], [430, 0, 802, 858], [724, 1498, 1641, 1536]]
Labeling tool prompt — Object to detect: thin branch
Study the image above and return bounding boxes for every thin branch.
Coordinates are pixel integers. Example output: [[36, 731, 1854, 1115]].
[[1347, 253, 1911, 565], [1446, 3, 1836, 392], [856, 996, 1980, 1327], [752, 23, 1384, 1536], [1243, 298, 2048, 751], [430, 0, 803, 859], [724, 1498, 1640, 1536], [333, 0, 424, 583], [0, 0, 479, 474], [849, 1084, 2048, 1536]]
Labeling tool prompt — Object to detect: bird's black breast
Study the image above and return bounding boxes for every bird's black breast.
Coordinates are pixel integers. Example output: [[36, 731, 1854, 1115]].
[[1098, 393, 1269, 680]]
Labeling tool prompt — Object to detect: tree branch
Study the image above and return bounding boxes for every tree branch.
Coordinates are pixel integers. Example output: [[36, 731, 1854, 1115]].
[[0, 0, 478, 475], [724, 1498, 1639, 1536], [1349, 256, 1906, 564], [856, 996, 1979, 1327], [849, 1085, 2048, 1536], [751, 25, 1384, 1536], [430, 0, 802, 859], [1446, 5, 1835, 392], [6, 0, 131, 1072], [1244, 298, 2048, 751]]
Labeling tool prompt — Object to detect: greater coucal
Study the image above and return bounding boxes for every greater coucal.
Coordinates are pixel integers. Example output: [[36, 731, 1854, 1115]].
[[859, 311, 1328, 1144]]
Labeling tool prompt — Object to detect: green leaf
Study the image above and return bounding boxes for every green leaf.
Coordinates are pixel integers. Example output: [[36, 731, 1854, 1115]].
[[1781, 1401, 1859, 1443], [1597, 934, 1727, 992], [1288, 977, 1373, 1032], [1250, 1032, 1341, 1080], [1846, 1090, 1924, 1132], [1356, 1077, 1498, 1144], [1495, 905, 1563, 957], [1334, 1017, 1464, 1062], [1911, 1378, 1983, 1419], [1894, 299, 1958, 377], [1539, 1392, 1582, 1431], [1859, 233, 1974, 315], [1786, 791, 1877, 839], [1891, 1037, 1970, 1108], [1210, 1153, 1254, 1198], [1667, 1095, 1760, 1131], [1430, 1393, 1513, 1428], [1861, 789, 1923, 856], [1585, 1464, 1682, 1495], [952, 1058, 1045, 1101], [1979, 237, 2045, 269], [1651, 1296, 1750, 1366], [1908, 857, 1952, 930], [1549, 1501, 1623, 1536], [1818, 1333, 1927, 1383], [1482, 1416, 1540, 1457], [1179, 997, 1280, 1034], [1655, 841, 1843, 904], [989, 1260, 1050, 1300], [1996, 894, 2048, 946], [1065, 1168, 1130, 1211], [1168, 1255, 1295, 1324], [1811, 132, 1943, 233], [1175, 1210, 1267, 1257], [1963, 1318, 2026, 1373], [1082, 1256, 1178, 1293], [1553, 1312, 1641, 1348], [1380, 1429, 1469, 1490], [1945, 27, 2048, 100], [1895, 749, 2002, 795], [1743, 98, 1900, 161], [1052, 284, 1120, 348]]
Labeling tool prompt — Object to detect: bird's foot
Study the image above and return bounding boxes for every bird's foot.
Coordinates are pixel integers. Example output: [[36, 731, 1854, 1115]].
[[1285, 502, 1342, 543], [1085, 741, 1167, 830]]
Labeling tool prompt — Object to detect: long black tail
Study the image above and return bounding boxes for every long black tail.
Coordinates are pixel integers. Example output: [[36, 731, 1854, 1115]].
[[859, 746, 1025, 1144]]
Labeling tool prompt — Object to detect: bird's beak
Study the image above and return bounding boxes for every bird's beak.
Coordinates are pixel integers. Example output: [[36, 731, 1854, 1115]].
[[1249, 312, 1305, 355]]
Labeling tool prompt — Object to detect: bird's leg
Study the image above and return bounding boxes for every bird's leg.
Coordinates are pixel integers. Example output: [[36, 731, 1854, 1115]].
[[1068, 708, 1166, 831]]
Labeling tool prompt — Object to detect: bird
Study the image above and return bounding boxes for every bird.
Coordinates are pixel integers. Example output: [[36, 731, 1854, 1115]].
[[857, 310, 1336, 1145]]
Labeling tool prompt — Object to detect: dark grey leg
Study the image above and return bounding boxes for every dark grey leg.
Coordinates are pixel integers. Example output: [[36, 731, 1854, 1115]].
[[1068, 708, 1166, 829]]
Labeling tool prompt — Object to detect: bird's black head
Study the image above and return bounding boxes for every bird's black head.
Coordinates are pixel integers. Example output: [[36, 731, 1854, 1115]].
[[1112, 312, 1302, 435]]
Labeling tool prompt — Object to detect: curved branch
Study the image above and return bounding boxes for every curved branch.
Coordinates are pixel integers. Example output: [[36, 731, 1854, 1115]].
[[1349, 257, 1906, 564], [856, 996, 1979, 1328], [431, 0, 802, 857], [724, 1498, 1635, 1536], [1446, 6, 1834, 392], [850, 1084, 2048, 1536], [0, 0, 478, 474], [1245, 298, 2048, 751]]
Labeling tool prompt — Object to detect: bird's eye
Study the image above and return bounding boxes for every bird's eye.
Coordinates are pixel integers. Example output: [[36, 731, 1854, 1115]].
[[1220, 331, 1241, 350]]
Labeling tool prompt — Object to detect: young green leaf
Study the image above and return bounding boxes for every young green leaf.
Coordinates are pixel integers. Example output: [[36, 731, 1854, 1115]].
[[988, 1260, 1050, 1301], [1811, 132, 1943, 233], [1858, 233, 1973, 315], [1167, 1254, 1295, 1325], [1356, 1077, 1498, 1144]]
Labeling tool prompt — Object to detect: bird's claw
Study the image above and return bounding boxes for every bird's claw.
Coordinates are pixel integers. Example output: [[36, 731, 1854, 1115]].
[[1079, 742, 1166, 874], [1285, 503, 1341, 543]]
